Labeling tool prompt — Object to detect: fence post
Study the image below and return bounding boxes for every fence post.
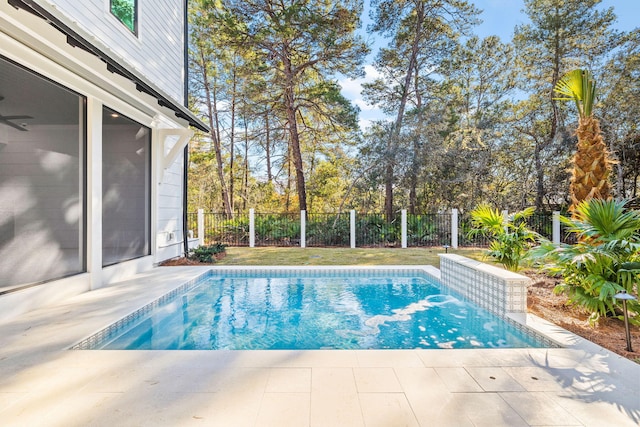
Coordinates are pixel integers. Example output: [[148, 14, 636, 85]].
[[401, 209, 407, 248], [451, 208, 459, 249], [350, 210, 356, 249], [197, 208, 205, 247], [300, 210, 306, 248], [249, 208, 255, 248], [502, 209, 509, 233], [552, 211, 561, 245]]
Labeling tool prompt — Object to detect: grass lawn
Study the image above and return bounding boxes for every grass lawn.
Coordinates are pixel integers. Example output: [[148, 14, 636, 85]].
[[215, 247, 487, 267]]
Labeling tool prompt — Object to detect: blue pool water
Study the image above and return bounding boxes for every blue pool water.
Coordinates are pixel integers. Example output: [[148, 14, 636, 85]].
[[92, 270, 547, 350]]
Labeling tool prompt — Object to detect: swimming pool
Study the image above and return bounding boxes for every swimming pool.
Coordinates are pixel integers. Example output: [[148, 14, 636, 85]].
[[75, 268, 551, 350]]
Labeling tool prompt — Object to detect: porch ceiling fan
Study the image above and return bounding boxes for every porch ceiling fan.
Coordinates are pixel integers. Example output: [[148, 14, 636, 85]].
[[0, 96, 33, 132]]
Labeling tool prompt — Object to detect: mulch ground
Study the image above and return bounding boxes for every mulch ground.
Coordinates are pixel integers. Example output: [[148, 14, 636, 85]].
[[526, 272, 639, 362]]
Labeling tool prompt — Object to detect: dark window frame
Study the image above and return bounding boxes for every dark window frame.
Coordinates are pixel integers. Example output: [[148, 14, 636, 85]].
[[110, 0, 138, 35]]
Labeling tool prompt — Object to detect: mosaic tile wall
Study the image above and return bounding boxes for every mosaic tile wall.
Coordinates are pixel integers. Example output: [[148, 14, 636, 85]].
[[439, 254, 530, 316]]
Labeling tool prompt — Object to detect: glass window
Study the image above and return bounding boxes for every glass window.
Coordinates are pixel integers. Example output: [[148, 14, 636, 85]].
[[0, 56, 86, 292], [102, 107, 150, 266], [110, 0, 137, 34]]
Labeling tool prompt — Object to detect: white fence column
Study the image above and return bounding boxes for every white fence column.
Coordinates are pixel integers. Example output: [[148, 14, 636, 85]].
[[553, 211, 561, 245], [401, 209, 407, 248], [350, 210, 356, 249], [249, 208, 255, 248], [300, 210, 306, 248], [451, 208, 459, 249], [197, 208, 205, 247], [502, 209, 509, 233]]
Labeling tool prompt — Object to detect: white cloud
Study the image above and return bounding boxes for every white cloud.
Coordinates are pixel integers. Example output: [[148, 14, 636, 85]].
[[354, 99, 377, 111], [339, 65, 382, 99], [359, 118, 373, 131], [339, 65, 385, 121]]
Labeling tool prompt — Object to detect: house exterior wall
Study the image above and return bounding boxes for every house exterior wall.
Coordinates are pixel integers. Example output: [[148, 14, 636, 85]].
[[48, 0, 185, 102], [156, 132, 186, 262], [0, 0, 194, 321]]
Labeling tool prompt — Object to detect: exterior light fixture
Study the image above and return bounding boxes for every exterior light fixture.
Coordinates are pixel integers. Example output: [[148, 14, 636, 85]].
[[443, 244, 450, 253], [614, 291, 637, 352]]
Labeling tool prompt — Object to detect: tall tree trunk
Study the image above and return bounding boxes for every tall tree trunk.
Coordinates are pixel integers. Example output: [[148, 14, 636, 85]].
[[387, 2, 425, 219], [534, 143, 544, 209], [408, 138, 418, 214], [385, 161, 394, 217], [536, 10, 561, 210], [612, 136, 624, 199], [264, 112, 273, 183], [198, 48, 233, 217], [229, 67, 237, 212], [409, 72, 423, 215], [283, 56, 307, 212], [243, 115, 249, 211], [285, 142, 292, 212]]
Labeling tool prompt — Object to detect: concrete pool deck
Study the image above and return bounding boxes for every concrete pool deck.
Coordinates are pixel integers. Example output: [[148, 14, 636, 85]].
[[0, 266, 638, 426]]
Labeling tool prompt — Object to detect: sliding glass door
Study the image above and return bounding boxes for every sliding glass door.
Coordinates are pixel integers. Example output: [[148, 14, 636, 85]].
[[102, 107, 151, 266], [0, 56, 86, 291]]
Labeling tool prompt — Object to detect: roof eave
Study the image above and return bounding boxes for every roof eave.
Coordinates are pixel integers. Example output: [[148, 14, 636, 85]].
[[8, 0, 210, 133]]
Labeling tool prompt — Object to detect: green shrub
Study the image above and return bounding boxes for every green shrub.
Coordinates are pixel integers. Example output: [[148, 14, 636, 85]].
[[188, 243, 227, 263], [531, 199, 640, 325], [468, 204, 539, 271]]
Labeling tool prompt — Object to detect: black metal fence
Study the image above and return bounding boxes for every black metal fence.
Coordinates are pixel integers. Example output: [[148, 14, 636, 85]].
[[188, 210, 567, 248], [189, 212, 250, 246], [408, 213, 451, 246], [307, 213, 350, 247], [255, 212, 299, 246], [458, 212, 491, 247], [526, 212, 554, 240]]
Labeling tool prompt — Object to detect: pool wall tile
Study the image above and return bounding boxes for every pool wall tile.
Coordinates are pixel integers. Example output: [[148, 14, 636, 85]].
[[70, 271, 214, 350], [439, 254, 530, 316]]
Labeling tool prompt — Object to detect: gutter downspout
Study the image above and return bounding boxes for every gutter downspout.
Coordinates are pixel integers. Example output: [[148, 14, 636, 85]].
[[182, 0, 190, 257]]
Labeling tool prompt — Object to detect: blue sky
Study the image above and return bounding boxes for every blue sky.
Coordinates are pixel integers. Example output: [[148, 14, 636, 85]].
[[342, 0, 639, 129]]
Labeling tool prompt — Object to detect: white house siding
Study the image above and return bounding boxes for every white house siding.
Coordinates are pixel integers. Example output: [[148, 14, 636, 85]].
[[156, 139, 185, 262], [0, 1, 195, 320], [48, 0, 185, 103]]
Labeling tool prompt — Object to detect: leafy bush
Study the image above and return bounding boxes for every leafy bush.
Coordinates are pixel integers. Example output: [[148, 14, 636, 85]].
[[188, 243, 227, 263], [531, 199, 640, 324], [468, 204, 539, 271]]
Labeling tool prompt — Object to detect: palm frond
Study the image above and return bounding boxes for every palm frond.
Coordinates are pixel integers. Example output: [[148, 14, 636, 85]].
[[553, 69, 597, 119], [469, 203, 504, 235]]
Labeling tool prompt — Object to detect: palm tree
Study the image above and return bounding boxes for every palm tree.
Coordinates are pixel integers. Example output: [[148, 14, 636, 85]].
[[554, 69, 614, 213]]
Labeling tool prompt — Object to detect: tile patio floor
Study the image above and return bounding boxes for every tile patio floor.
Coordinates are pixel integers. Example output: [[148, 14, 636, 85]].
[[0, 266, 638, 426]]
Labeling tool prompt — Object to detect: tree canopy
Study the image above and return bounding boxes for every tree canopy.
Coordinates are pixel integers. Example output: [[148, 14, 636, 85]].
[[187, 0, 640, 215]]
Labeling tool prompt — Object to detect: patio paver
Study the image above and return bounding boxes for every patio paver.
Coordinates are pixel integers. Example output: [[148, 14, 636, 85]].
[[0, 266, 638, 426]]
